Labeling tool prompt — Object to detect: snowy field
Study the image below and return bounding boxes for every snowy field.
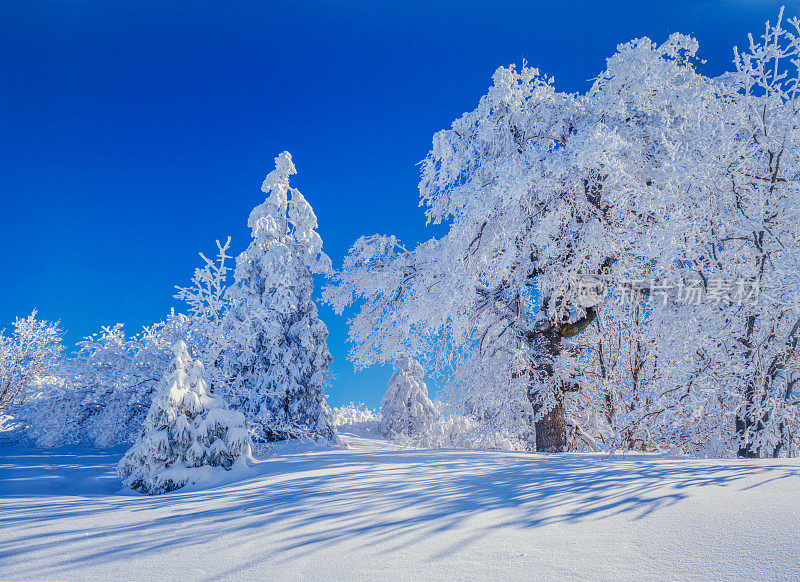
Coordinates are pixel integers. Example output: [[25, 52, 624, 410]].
[[1, 428, 798, 582]]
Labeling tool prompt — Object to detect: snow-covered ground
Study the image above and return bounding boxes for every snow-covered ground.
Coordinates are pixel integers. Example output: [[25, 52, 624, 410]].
[[1, 428, 799, 581]]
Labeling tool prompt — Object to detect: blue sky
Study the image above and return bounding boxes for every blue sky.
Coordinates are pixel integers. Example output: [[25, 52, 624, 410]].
[[0, 0, 792, 407]]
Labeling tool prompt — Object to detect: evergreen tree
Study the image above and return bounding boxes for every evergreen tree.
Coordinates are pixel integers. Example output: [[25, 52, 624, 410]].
[[117, 341, 252, 495], [222, 152, 337, 443], [380, 355, 440, 442]]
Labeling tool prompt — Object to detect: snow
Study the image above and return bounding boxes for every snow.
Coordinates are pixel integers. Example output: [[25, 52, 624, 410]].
[[2, 429, 799, 580]]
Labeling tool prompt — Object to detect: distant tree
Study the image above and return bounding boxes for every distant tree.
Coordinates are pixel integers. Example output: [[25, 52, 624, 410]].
[[222, 152, 337, 443], [117, 341, 252, 495], [20, 313, 192, 447], [0, 310, 63, 412], [19, 323, 128, 447], [88, 314, 193, 446], [380, 355, 440, 442]]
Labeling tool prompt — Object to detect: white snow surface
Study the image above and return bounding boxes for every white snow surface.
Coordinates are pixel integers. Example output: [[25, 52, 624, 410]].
[[1, 428, 799, 581]]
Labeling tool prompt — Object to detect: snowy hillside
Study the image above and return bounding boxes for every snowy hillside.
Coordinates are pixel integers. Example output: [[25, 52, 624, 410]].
[[2, 429, 798, 581]]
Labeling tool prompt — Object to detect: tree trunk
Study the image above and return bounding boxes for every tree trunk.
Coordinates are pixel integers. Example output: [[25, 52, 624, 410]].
[[534, 394, 566, 452], [526, 305, 596, 453], [736, 396, 758, 458], [736, 315, 758, 458]]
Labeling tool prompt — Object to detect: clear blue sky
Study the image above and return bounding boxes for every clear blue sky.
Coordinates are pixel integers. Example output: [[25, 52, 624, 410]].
[[0, 0, 792, 407]]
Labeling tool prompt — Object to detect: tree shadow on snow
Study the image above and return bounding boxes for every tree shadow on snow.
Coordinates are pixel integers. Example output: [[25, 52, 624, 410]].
[[0, 444, 797, 578]]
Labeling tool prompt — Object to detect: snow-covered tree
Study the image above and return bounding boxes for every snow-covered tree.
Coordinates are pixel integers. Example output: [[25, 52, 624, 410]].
[[174, 237, 233, 391], [569, 10, 800, 457], [222, 152, 337, 443], [325, 59, 652, 451], [332, 402, 380, 428], [81, 314, 193, 447], [0, 311, 64, 412], [380, 355, 440, 442], [20, 313, 193, 447], [13, 323, 130, 447], [720, 9, 800, 457], [326, 10, 800, 457], [118, 341, 252, 495]]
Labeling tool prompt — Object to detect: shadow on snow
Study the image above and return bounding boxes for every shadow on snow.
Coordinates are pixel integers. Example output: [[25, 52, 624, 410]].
[[0, 442, 797, 577]]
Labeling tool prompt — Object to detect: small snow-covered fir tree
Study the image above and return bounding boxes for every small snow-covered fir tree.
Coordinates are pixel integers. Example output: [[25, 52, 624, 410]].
[[118, 341, 252, 495], [380, 355, 440, 442], [222, 152, 337, 443]]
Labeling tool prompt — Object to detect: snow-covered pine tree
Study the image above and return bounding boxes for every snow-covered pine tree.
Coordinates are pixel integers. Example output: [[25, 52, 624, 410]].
[[380, 355, 440, 442], [117, 341, 252, 495], [222, 152, 337, 443]]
